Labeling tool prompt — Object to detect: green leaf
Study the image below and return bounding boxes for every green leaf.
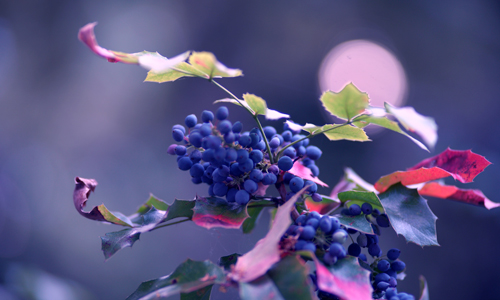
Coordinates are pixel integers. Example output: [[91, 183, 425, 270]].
[[337, 214, 374, 235], [100, 228, 140, 260], [101, 207, 168, 260], [384, 102, 437, 149], [243, 94, 267, 115], [181, 285, 213, 300], [192, 197, 249, 230], [127, 259, 225, 300], [189, 51, 242, 79], [136, 194, 169, 214], [320, 83, 369, 121], [352, 115, 429, 151], [338, 191, 384, 212], [219, 253, 241, 271], [267, 255, 316, 300], [239, 275, 285, 300], [242, 201, 269, 234], [164, 199, 195, 222], [378, 183, 439, 246], [419, 275, 430, 300], [298, 123, 369, 142], [144, 61, 206, 83], [231, 189, 306, 282]]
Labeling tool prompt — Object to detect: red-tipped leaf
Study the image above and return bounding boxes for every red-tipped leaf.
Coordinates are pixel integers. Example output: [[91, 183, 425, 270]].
[[418, 182, 499, 210]]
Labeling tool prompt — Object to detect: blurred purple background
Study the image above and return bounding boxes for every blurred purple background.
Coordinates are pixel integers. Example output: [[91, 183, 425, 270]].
[[1, 1, 499, 299]]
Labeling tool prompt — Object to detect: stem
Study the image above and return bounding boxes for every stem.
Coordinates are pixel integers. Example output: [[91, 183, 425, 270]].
[[276, 122, 351, 159], [210, 79, 275, 164], [150, 218, 190, 231]]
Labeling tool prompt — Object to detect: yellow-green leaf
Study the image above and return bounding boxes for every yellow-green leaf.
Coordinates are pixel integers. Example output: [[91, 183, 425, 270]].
[[320, 83, 369, 121], [189, 52, 242, 79], [243, 94, 267, 115], [321, 124, 370, 141], [145, 62, 206, 83]]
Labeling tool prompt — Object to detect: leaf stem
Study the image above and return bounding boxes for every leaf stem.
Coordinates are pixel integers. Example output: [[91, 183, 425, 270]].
[[253, 115, 275, 164], [150, 218, 191, 231]]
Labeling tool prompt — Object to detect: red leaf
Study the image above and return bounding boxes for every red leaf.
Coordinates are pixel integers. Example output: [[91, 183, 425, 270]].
[[288, 161, 329, 187], [408, 148, 491, 183], [192, 197, 249, 230], [305, 196, 340, 215], [418, 182, 500, 210], [375, 149, 491, 193]]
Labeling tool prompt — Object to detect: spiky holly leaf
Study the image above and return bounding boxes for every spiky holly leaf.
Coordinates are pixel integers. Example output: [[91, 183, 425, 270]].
[[135, 194, 169, 214], [101, 207, 168, 260], [337, 214, 374, 235], [73, 177, 133, 226], [266, 255, 316, 300], [180, 285, 213, 300], [126, 259, 226, 300], [189, 51, 242, 79], [338, 191, 384, 212], [320, 83, 369, 121], [288, 161, 328, 187], [231, 189, 306, 282], [352, 115, 429, 151], [375, 148, 491, 193], [419, 275, 429, 300], [301, 252, 372, 300], [384, 102, 437, 149], [305, 194, 340, 215], [192, 197, 249, 230], [378, 183, 438, 246], [418, 182, 500, 210], [239, 275, 285, 300], [242, 201, 271, 234], [164, 199, 195, 222]]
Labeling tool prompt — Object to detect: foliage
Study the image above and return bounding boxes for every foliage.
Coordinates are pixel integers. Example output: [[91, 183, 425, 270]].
[[74, 23, 497, 300]]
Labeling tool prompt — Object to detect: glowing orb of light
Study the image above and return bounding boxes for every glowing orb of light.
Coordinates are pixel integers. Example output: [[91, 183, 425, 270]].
[[319, 40, 408, 109]]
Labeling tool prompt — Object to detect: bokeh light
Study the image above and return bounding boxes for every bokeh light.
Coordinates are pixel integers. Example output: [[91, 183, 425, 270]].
[[319, 40, 408, 108]]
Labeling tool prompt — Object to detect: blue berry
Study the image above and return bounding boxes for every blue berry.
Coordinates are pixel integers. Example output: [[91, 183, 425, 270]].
[[387, 248, 401, 261], [376, 281, 390, 291], [216, 106, 229, 120], [356, 234, 368, 248], [172, 124, 186, 134], [282, 130, 292, 141], [185, 114, 197, 128], [249, 169, 263, 182], [217, 120, 232, 134], [249, 150, 263, 163], [244, 180, 258, 194], [238, 159, 254, 173], [300, 225, 316, 240], [235, 190, 250, 205], [226, 188, 238, 202], [302, 242, 316, 252], [306, 146, 322, 160], [309, 165, 320, 176], [368, 243, 382, 257], [213, 182, 228, 197], [332, 229, 348, 244], [167, 144, 177, 155], [319, 216, 332, 233], [238, 135, 252, 147], [189, 132, 203, 147], [376, 214, 391, 227], [361, 202, 373, 215], [225, 148, 237, 162], [172, 129, 184, 142], [190, 163, 205, 178], [262, 173, 277, 185], [201, 110, 214, 123], [311, 193, 322, 202], [349, 204, 362, 216], [283, 147, 297, 159], [295, 214, 307, 226], [175, 145, 187, 156], [306, 218, 319, 229], [177, 157, 193, 171], [278, 156, 294, 171], [329, 243, 346, 258], [232, 121, 243, 133], [377, 260, 391, 272], [263, 126, 277, 139], [391, 261, 406, 272], [348, 243, 361, 257], [269, 137, 280, 149], [289, 177, 304, 192]]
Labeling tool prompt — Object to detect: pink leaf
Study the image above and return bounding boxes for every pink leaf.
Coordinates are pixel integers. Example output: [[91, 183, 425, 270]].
[[192, 197, 249, 230], [289, 161, 328, 187], [408, 148, 491, 183], [231, 189, 306, 282], [418, 182, 500, 210], [375, 148, 491, 193], [78, 22, 117, 62]]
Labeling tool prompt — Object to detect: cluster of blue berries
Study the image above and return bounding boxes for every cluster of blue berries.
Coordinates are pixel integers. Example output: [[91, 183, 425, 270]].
[[285, 202, 413, 300], [167, 106, 324, 204]]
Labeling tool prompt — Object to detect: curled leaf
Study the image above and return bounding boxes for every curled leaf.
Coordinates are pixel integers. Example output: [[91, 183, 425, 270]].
[[192, 197, 249, 230], [418, 182, 499, 210], [73, 177, 133, 226], [78, 22, 120, 62]]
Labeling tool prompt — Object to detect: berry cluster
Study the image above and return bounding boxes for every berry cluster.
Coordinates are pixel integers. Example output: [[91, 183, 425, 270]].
[[167, 106, 324, 204], [284, 203, 413, 300]]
